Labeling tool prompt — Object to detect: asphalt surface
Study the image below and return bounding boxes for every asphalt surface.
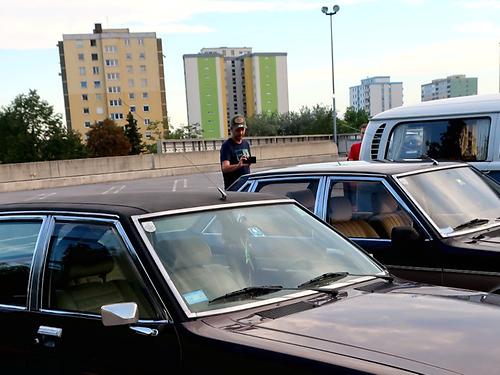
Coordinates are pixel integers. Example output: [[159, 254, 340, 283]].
[[0, 171, 230, 204]]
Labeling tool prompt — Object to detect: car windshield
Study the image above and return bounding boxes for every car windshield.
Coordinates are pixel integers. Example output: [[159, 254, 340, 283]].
[[397, 167, 500, 235], [138, 203, 383, 314]]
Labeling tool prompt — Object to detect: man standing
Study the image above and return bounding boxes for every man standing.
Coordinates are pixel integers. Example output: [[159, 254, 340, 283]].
[[347, 123, 367, 161], [220, 114, 252, 189]]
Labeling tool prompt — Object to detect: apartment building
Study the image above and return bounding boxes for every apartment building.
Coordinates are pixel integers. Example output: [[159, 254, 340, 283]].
[[58, 23, 167, 141], [349, 76, 403, 117], [184, 47, 288, 138], [421, 74, 477, 102]]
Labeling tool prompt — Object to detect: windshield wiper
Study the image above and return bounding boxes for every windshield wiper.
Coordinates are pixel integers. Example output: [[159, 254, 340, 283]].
[[209, 285, 284, 304], [298, 272, 393, 289], [453, 218, 490, 231]]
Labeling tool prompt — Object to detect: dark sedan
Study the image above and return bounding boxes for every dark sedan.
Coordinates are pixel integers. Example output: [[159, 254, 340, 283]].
[[229, 161, 500, 293], [2, 190, 500, 374]]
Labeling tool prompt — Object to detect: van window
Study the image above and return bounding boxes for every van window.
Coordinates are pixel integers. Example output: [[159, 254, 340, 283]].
[[386, 117, 490, 162]]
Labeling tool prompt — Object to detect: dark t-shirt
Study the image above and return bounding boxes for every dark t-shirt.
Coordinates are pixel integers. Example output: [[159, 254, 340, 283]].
[[220, 138, 251, 188]]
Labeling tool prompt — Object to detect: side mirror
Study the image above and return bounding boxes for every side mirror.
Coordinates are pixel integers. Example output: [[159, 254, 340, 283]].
[[391, 226, 420, 249], [101, 302, 139, 327]]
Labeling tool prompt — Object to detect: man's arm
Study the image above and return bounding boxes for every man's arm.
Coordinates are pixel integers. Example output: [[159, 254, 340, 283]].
[[221, 158, 246, 173]]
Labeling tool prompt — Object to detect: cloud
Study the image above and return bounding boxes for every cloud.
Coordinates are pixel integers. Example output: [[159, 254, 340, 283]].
[[0, 0, 323, 50], [458, 0, 500, 9], [452, 21, 500, 36]]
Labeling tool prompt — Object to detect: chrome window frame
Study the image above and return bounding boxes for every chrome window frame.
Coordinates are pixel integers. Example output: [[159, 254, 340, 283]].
[[33, 214, 170, 323], [0, 215, 46, 311], [132, 199, 384, 319], [322, 176, 431, 240], [394, 164, 500, 238]]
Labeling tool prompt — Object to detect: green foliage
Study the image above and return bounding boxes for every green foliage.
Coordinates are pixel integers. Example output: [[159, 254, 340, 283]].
[[124, 112, 146, 155], [343, 107, 369, 132], [0, 90, 87, 164], [86, 118, 131, 157], [165, 123, 202, 139]]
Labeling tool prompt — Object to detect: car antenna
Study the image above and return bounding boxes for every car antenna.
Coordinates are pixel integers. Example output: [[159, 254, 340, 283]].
[[160, 140, 227, 199]]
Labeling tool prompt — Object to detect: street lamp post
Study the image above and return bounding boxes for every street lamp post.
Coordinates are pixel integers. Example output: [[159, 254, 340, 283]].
[[321, 5, 340, 144]]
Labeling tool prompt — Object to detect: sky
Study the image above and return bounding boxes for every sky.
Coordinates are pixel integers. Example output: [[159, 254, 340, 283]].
[[1, 0, 500, 128]]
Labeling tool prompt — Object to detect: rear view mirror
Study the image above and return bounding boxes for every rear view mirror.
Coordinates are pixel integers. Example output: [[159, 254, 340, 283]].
[[101, 302, 139, 326], [391, 226, 420, 249]]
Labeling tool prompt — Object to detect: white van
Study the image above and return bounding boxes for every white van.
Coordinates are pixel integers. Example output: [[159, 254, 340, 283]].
[[360, 94, 500, 182]]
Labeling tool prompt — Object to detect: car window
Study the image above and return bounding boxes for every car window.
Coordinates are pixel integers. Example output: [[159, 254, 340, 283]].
[[42, 221, 158, 319], [254, 179, 319, 212], [326, 180, 413, 239], [0, 220, 42, 307], [386, 117, 490, 161]]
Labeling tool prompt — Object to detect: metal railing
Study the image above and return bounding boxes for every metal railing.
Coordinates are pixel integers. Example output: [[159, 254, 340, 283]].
[[157, 133, 360, 154]]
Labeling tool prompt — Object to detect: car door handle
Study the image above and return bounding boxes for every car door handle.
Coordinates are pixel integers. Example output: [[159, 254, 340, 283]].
[[130, 326, 158, 336], [37, 326, 63, 338]]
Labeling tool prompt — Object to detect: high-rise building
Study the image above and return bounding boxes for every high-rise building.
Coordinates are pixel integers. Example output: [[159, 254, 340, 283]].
[[421, 74, 477, 102], [349, 76, 403, 117], [183, 47, 289, 138], [58, 23, 167, 141]]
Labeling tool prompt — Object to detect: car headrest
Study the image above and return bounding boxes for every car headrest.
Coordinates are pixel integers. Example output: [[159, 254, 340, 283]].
[[329, 197, 353, 222], [372, 190, 399, 214], [286, 189, 315, 211], [63, 243, 114, 280], [158, 237, 212, 270]]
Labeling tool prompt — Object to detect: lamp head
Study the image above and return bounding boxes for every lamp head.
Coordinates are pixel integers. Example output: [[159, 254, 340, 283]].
[[321, 6, 328, 14], [332, 4, 340, 13]]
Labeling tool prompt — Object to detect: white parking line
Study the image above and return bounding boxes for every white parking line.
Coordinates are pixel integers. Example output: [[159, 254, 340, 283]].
[[172, 180, 179, 192], [114, 185, 126, 194], [183, 178, 187, 188], [24, 193, 56, 201], [102, 185, 126, 194]]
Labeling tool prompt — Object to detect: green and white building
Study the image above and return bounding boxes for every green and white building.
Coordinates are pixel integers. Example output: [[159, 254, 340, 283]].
[[421, 74, 477, 102], [183, 47, 289, 138]]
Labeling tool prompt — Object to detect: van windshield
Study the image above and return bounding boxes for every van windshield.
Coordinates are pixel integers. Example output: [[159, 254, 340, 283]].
[[386, 117, 490, 162], [397, 166, 500, 236]]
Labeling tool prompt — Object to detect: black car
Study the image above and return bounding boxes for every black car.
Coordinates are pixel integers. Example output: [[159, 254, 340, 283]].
[[229, 161, 500, 293], [2, 190, 500, 374]]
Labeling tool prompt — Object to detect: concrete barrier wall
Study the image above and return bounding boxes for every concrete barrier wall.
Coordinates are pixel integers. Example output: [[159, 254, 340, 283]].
[[0, 141, 338, 192]]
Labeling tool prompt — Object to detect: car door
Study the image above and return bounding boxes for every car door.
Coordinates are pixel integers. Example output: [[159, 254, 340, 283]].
[[0, 216, 45, 372], [322, 177, 442, 285], [30, 216, 181, 374]]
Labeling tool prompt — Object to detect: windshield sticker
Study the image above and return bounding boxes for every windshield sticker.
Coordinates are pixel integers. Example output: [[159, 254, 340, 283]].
[[142, 221, 157, 233], [248, 226, 265, 237], [183, 290, 209, 305], [441, 226, 454, 235]]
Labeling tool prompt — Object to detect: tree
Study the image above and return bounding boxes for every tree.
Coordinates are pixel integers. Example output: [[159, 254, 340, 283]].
[[342, 107, 369, 133], [0, 90, 87, 163], [123, 112, 146, 155], [86, 118, 131, 157]]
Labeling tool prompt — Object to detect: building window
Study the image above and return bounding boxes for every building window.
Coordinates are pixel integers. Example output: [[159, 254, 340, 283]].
[[111, 113, 124, 120], [96, 107, 104, 114], [138, 38, 144, 45], [126, 65, 133, 73], [92, 66, 99, 75], [126, 53, 132, 60], [129, 92, 135, 100], [144, 118, 151, 125], [139, 52, 145, 60], [79, 67, 86, 75], [105, 59, 118, 67], [108, 86, 121, 93], [83, 107, 90, 114], [91, 53, 98, 61], [110, 99, 122, 106], [96, 93, 102, 101], [106, 72, 120, 80], [90, 39, 97, 47], [140, 65, 146, 72], [141, 79, 148, 87], [128, 79, 135, 88], [78, 53, 84, 61], [142, 92, 148, 99], [84, 121, 91, 128], [143, 105, 150, 112], [104, 45, 117, 53], [81, 94, 88, 101], [76, 40, 83, 48], [124, 38, 130, 46], [80, 81, 87, 89], [130, 105, 136, 113], [145, 131, 152, 139], [94, 81, 101, 88]]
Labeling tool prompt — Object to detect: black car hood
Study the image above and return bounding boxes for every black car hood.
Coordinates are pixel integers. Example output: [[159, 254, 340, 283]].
[[219, 284, 500, 374]]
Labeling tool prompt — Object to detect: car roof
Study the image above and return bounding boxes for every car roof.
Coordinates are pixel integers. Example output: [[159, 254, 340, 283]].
[[0, 191, 285, 217], [371, 93, 500, 120], [245, 160, 465, 178]]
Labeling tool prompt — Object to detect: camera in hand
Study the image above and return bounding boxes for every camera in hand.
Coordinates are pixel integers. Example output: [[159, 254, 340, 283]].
[[245, 156, 257, 164]]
